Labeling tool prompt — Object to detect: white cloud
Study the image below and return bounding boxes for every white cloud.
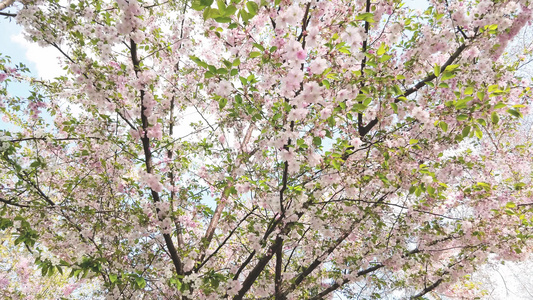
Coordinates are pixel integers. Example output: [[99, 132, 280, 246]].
[[11, 33, 65, 80]]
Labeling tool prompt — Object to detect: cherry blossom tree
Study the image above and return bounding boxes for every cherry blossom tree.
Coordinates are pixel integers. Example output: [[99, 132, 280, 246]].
[[1, 0, 533, 299]]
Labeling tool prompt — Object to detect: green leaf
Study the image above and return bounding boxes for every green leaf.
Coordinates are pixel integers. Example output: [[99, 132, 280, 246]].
[[439, 121, 448, 132], [230, 68, 238, 76], [214, 17, 231, 23], [464, 86, 474, 95], [507, 109, 522, 118], [232, 58, 241, 66], [246, 1, 259, 16], [217, 0, 226, 12], [249, 52, 262, 58], [409, 185, 416, 194], [203, 7, 212, 20], [441, 71, 455, 81], [240, 9, 251, 22], [475, 128, 482, 139], [433, 64, 440, 77], [355, 12, 375, 23], [444, 64, 459, 72], [477, 182, 491, 188], [462, 125, 471, 137], [456, 114, 469, 121], [225, 5, 237, 16], [42, 265, 49, 277], [494, 102, 506, 109], [390, 102, 398, 113], [252, 43, 264, 51], [491, 112, 499, 124], [477, 91, 485, 101], [515, 182, 526, 190], [216, 68, 228, 75], [135, 276, 146, 289], [110, 274, 118, 283], [191, 0, 206, 10], [219, 98, 228, 109], [313, 136, 322, 146], [190, 56, 208, 68], [379, 54, 392, 62], [200, 0, 214, 6], [331, 159, 341, 171], [377, 43, 387, 56]]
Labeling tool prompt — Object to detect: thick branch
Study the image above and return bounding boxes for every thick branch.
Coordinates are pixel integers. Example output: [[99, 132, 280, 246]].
[[308, 264, 385, 300], [410, 278, 444, 299], [282, 224, 356, 297], [0, 197, 31, 208], [274, 236, 283, 300], [297, 2, 312, 43], [233, 220, 297, 299], [20, 171, 55, 206], [0, 11, 16, 17], [398, 43, 467, 101], [357, 0, 372, 135], [233, 238, 282, 300], [0, 0, 15, 11], [359, 43, 467, 137], [130, 38, 183, 276]]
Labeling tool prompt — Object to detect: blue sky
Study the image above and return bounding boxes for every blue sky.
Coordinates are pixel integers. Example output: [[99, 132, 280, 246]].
[[0, 16, 36, 99]]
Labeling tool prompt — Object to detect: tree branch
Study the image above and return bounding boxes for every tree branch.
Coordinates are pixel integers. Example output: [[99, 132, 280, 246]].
[[0, 0, 15, 11], [359, 43, 468, 137], [308, 264, 385, 300], [0, 197, 31, 208], [410, 277, 444, 299], [130, 38, 183, 276], [357, 0, 372, 136], [194, 208, 256, 273], [233, 238, 282, 300], [0, 11, 15, 17]]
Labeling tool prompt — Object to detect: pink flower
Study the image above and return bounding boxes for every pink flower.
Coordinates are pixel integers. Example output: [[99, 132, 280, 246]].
[[351, 137, 363, 149], [236, 183, 250, 194], [280, 149, 296, 162], [0, 73, 7, 82], [296, 49, 307, 61], [217, 80, 232, 97], [283, 68, 304, 91], [309, 58, 328, 75], [142, 172, 164, 193], [306, 26, 319, 48], [288, 107, 308, 121], [342, 26, 365, 46], [301, 82, 322, 103], [146, 123, 163, 140], [0, 277, 9, 288]]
